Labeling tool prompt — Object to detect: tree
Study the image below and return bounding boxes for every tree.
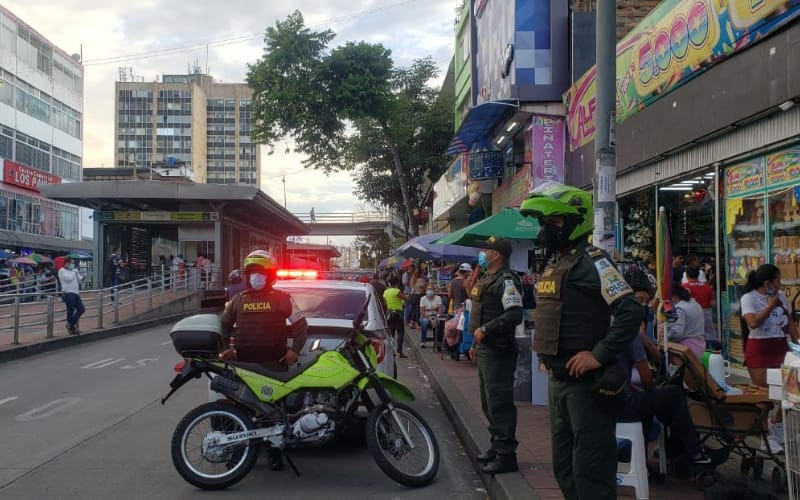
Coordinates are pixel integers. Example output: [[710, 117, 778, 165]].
[[356, 232, 392, 269], [247, 11, 454, 236]]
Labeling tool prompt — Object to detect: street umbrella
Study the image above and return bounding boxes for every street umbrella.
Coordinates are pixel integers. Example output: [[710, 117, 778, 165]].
[[26, 252, 52, 265], [0, 250, 12, 259], [433, 208, 540, 247], [655, 206, 673, 360], [12, 257, 36, 266], [378, 256, 402, 269], [395, 233, 480, 262], [399, 258, 415, 270]]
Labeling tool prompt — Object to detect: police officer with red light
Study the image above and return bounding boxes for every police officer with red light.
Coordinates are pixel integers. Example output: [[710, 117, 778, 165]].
[[218, 250, 308, 470]]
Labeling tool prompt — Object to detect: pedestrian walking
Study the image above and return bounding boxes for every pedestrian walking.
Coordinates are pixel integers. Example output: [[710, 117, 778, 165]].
[[468, 236, 523, 475], [520, 182, 642, 499], [58, 257, 85, 335], [309, 207, 316, 223], [108, 247, 123, 288], [383, 276, 408, 358]]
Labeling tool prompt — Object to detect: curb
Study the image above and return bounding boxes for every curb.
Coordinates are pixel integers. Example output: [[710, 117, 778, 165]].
[[0, 309, 219, 364], [408, 339, 538, 500]]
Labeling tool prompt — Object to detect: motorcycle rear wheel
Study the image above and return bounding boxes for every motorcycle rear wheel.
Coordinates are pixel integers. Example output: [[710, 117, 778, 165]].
[[171, 402, 260, 490], [366, 402, 440, 487]]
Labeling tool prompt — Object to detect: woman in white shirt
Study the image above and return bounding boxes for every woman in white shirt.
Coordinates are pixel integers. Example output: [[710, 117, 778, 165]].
[[418, 284, 442, 348], [740, 264, 799, 385], [740, 264, 799, 453], [668, 284, 706, 358]]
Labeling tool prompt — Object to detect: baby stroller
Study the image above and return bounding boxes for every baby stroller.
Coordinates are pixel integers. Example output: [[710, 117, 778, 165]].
[[666, 342, 787, 493]]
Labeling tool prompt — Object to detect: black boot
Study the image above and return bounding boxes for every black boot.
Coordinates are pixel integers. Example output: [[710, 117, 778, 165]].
[[475, 449, 497, 464], [481, 453, 518, 475], [268, 449, 284, 471]]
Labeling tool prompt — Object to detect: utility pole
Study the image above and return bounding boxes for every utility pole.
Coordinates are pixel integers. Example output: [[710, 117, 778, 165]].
[[282, 176, 287, 209], [592, 0, 618, 255]]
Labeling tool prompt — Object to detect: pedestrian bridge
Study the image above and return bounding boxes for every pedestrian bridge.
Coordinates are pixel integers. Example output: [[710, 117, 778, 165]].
[[294, 212, 404, 236]]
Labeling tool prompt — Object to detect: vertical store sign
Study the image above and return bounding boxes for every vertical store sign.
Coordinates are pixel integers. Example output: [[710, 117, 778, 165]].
[[531, 115, 565, 188]]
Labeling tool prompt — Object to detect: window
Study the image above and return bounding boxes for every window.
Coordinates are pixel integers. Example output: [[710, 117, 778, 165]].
[[279, 288, 367, 320]]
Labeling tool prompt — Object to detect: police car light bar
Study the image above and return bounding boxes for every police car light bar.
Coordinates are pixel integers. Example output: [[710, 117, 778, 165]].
[[276, 269, 319, 279]]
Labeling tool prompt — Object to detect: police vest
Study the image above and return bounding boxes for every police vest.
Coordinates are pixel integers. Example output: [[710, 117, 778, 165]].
[[533, 246, 612, 357], [469, 267, 521, 349], [234, 290, 291, 362]]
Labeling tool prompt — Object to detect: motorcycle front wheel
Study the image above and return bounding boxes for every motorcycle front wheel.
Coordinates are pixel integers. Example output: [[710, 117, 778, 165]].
[[366, 402, 440, 487], [171, 402, 260, 490]]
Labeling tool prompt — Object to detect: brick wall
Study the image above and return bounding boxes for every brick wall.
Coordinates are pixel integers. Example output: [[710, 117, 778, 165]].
[[570, 0, 661, 40]]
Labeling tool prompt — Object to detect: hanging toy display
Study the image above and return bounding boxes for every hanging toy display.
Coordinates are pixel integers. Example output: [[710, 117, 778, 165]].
[[623, 195, 654, 262]]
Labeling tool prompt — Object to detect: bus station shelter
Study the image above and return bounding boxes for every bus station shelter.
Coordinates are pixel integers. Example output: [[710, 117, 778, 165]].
[[40, 181, 308, 288]]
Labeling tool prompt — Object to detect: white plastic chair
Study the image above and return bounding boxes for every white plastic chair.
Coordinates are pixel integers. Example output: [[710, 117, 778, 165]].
[[616, 421, 650, 500]]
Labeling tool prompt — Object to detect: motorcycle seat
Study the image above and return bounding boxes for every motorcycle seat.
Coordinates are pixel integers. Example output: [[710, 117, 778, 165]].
[[231, 350, 324, 383]]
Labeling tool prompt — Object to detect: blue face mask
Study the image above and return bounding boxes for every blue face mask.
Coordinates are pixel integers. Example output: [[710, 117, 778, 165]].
[[477, 251, 488, 269], [426, 290, 434, 297], [249, 274, 268, 291]]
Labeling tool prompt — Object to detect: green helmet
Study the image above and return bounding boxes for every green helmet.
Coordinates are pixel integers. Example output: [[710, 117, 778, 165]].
[[520, 181, 593, 241]]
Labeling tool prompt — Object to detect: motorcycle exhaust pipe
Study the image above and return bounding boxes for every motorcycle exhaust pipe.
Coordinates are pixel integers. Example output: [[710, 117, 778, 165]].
[[210, 376, 277, 418]]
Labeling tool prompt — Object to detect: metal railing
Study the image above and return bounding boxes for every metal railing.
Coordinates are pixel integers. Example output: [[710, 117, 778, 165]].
[[293, 211, 394, 224], [0, 266, 223, 345]]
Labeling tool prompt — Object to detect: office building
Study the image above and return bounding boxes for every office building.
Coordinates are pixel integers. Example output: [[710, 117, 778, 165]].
[[0, 6, 89, 253], [114, 71, 260, 187]]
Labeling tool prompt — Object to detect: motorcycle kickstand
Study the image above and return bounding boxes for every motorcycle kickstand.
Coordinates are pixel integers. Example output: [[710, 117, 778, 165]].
[[284, 450, 301, 477]]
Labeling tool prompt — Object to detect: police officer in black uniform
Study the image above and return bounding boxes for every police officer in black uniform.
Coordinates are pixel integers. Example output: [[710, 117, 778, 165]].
[[468, 236, 523, 475], [520, 182, 642, 499], [218, 250, 308, 470]]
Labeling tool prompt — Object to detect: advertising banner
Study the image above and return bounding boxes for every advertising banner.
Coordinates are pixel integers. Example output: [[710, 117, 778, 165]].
[[725, 158, 765, 197], [0, 160, 62, 192], [432, 155, 468, 220], [94, 211, 219, 222], [564, 0, 800, 151], [468, 149, 504, 180], [766, 146, 800, 187], [492, 165, 532, 214], [531, 115, 566, 188]]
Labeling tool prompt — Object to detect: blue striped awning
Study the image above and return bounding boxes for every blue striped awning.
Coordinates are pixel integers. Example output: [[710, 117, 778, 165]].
[[446, 99, 519, 155]]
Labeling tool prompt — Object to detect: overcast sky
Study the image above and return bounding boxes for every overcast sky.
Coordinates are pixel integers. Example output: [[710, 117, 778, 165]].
[[4, 0, 456, 244]]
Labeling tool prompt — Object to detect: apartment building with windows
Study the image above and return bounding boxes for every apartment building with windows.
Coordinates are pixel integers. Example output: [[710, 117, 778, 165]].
[[0, 6, 88, 253], [114, 72, 260, 187]]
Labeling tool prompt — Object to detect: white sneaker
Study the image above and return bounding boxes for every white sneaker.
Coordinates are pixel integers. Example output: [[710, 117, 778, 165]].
[[771, 422, 785, 445], [762, 435, 784, 454]]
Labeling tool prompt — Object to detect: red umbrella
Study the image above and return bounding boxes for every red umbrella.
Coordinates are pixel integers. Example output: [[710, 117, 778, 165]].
[[400, 258, 414, 270]]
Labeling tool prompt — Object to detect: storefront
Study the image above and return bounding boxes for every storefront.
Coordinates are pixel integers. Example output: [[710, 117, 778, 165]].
[[563, 1, 800, 370], [720, 145, 800, 367], [0, 158, 89, 254]]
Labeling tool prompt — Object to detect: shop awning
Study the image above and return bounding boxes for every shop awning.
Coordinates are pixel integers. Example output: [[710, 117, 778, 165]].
[[0, 229, 93, 252], [446, 99, 519, 155]]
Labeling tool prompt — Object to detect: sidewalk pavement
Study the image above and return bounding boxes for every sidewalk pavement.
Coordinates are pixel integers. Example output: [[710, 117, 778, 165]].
[[406, 329, 786, 500]]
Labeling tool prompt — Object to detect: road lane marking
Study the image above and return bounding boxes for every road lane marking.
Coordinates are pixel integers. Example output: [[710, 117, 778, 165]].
[[121, 358, 159, 370], [0, 396, 19, 406], [81, 358, 126, 369], [15, 397, 81, 422], [160, 341, 173, 346]]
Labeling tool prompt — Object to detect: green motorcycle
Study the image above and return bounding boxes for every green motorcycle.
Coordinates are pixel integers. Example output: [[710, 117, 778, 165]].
[[161, 301, 440, 490]]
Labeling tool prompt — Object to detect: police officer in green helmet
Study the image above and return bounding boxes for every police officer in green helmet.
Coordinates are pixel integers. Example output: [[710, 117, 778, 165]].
[[520, 182, 642, 499], [469, 236, 523, 475]]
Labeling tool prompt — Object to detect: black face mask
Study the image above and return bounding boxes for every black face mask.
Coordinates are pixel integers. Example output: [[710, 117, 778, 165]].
[[537, 223, 571, 253]]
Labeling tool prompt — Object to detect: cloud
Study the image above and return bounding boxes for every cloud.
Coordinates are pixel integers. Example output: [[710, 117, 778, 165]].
[[3, 0, 455, 218]]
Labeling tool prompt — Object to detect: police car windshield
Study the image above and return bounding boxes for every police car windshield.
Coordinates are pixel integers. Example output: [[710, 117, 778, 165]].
[[282, 287, 365, 320]]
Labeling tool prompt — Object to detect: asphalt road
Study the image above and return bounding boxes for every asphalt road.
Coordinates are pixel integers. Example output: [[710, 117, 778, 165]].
[[0, 325, 484, 499]]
